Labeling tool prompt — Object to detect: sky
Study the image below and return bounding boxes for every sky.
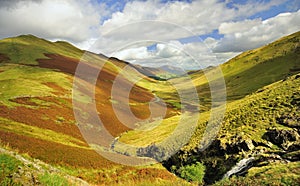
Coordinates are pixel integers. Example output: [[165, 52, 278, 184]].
[[0, 0, 299, 69]]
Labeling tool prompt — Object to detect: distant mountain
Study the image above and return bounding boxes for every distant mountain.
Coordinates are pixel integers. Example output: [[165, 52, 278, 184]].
[[108, 57, 169, 79], [159, 65, 186, 75]]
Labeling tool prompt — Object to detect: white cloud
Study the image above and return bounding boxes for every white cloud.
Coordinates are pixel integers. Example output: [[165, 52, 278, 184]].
[[100, 1, 227, 44], [0, 0, 107, 42], [112, 40, 231, 70], [214, 10, 300, 53], [88, 0, 293, 69], [0, 0, 298, 69], [112, 46, 151, 60], [219, 19, 262, 34]]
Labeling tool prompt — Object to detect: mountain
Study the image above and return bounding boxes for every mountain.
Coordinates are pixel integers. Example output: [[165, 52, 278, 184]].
[[0, 31, 300, 185], [170, 31, 300, 111], [165, 72, 300, 185], [161, 31, 300, 184], [159, 65, 186, 75], [112, 31, 300, 184], [108, 57, 171, 80], [0, 34, 186, 185]]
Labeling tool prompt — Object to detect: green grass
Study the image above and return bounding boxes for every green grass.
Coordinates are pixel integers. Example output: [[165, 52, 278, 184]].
[[118, 114, 180, 147], [178, 162, 205, 184], [38, 172, 69, 186], [0, 154, 22, 185], [172, 31, 300, 110], [0, 34, 83, 65], [0, 117, 88, 149], [0, 64, 72, 107]]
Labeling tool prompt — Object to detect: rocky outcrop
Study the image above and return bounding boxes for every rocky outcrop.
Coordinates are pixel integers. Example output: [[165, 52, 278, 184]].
[[276, 114, 300, 128], [263, 128, 300, 151], [137, 143, 167, 162], [164, 126, 300, 185], [224, 136, 255, 154]]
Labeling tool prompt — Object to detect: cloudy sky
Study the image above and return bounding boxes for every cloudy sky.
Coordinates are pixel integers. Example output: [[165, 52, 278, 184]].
[[0, 0, 299, 69]]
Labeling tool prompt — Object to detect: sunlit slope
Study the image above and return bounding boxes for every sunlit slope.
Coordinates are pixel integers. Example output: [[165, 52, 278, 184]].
[[107, 31, 300, 156], [0, 35, 185, 185], [166, 72, 300, 184], [173, 31, 300, 107]]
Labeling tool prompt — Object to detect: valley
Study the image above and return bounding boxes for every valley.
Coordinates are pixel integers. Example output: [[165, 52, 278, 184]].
[[0, 31, 300, 185]]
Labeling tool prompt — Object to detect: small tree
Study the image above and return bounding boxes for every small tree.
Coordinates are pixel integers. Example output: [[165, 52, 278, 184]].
[[179, 162, 206, 184]]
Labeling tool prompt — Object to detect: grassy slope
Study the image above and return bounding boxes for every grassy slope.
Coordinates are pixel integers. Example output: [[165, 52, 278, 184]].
[[1, 31, 299, 185], [117, 31, 300, 150], [172, 31, 300, 107], [0, 35, 186, 185], [222, 31, 300, 100], [169, 32, 300, 185], [172, 73, 300, 185], [116, 31, 300, 184], [186, 73, 300, 150]]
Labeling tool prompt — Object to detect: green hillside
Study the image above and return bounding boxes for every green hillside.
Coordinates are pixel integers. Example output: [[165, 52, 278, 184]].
[[172, 31, 300, 110], [118, 31, 300, 147], [163, 51, 300, 185], [0, 31, 299, 185], [0, 35, 187, 185], [117, 31, 300, 185], [177, 73, 300, 185]]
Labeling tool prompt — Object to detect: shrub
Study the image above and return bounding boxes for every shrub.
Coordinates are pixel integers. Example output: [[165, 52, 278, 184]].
[[179, 162, 205, 184]]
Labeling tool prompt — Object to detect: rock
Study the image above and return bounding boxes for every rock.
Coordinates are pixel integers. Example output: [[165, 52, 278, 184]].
[[277, 114, 300, 128], [263, 128, 300, 151], [225, 136, 255, 154], [137, 143, 167, 161], [197, 139, 226, 156], [282, 150, 300, 161], [287, 142, 300, 151]]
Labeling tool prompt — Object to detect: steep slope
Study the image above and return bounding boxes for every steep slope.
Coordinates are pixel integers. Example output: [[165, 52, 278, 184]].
[[117, 31, 300, 150], [0, 35, 185, 185], [165, 73, 300, 185], [171, 31, 300, 110], [112, 31, 300, 185]]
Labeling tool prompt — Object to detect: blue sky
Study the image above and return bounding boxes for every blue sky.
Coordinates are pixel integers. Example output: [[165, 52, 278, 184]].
[[0, 0, 299, 69]]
